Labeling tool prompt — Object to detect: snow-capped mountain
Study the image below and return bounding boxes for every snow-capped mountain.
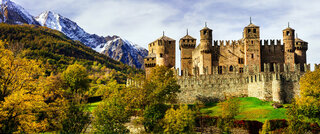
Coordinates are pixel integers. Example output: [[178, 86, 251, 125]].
[[35, 11, 148, 69], [0, 0, 39, 25], [35, 11, 106, 48], [0, 0, 148, 69], [96, 38, 148, 69]]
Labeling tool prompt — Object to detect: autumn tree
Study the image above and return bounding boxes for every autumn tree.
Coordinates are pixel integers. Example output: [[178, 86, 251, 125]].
[[163, 105, 195, 133], [62, 63, 89, 96], [0, 42, 68, 133], [93, 89, 130, 133], [143, 66, 180, 105], [286, 69, 320, 133]]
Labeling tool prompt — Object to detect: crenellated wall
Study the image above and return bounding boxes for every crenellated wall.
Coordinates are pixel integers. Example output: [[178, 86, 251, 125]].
[[175, 63, 312, 104]]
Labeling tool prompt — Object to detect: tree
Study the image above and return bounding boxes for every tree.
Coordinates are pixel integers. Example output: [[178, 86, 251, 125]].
[[0, 43, 68, 133], [60, 101, 90, 133], [62, 63, 89, 95], [0, 41, 43, 101], [219, 97, 240, 119], [93, 91, 130, 133], [217, 97, 240, 133], [143, 103, 168, 133], [163, 105, 195, 133], [296, 69, 320, 125], [143, 66, 180, 105], [285, 69, 320, 133]]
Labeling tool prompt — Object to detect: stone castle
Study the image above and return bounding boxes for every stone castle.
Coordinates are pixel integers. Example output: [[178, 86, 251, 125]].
[[142, 20, 313, 103]]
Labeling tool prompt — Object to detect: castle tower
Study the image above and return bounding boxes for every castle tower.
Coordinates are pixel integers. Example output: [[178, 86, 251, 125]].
[[294, 34, 308, 71], [197, 23, 213, 75], [200, 22, 212, 52], [179, 29, 196, 76], [243, 18, 261, 72], [144, 32, 176, 79], [283, 24, 295, 71]]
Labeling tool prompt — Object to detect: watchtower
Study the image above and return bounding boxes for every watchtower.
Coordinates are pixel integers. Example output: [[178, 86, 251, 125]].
[[283, 23, 295, 71], [179, 29, 196, 76], [243, 18, 261, 72]]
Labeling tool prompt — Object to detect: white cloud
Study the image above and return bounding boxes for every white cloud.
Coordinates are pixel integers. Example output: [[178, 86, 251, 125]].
[[11, 0, 320, 69]]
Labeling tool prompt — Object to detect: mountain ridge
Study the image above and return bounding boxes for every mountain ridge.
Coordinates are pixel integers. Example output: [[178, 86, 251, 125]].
[[0, 0, 148, 69]]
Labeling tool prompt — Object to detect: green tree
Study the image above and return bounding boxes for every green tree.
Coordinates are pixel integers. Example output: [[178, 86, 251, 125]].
[[163, 105, 195, 133], [220, 97, 240, 119], [144, 66, 180, 105], [93, 92, 130, 133], [62, 63, 89, 95], [217, 97, 240, 133], [61, 101, 90, 133], [143, 103, 168, 133]]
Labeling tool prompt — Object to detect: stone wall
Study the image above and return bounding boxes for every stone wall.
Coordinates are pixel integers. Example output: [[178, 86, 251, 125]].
[[176, 64, 310, 104]]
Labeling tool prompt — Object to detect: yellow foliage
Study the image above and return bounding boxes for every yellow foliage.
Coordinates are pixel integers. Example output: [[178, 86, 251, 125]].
[[0, 42, 68, 133], [163, 105, 195, 133]]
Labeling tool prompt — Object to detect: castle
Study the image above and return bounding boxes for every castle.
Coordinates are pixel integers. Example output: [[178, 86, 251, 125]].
[[142, 20, 312, 103]]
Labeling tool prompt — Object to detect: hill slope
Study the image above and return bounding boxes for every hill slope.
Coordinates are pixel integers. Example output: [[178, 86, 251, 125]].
[[0, 23, 138, 75]]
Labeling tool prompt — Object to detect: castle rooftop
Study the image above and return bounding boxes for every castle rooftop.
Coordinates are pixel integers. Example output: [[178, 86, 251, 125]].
[[156, 35, 175, 41], [181, 34, 196, 40]]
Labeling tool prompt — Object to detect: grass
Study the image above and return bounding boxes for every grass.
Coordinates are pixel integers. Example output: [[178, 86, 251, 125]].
[[87, 101, 101, 112], [200, 97, 289, 122]]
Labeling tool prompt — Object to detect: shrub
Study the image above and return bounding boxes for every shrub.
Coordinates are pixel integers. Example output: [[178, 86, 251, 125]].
[[143, 103, 168, 133], [163, 105, 195, 133]]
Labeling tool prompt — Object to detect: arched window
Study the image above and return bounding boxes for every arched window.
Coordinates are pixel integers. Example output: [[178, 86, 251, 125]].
[[229, 66, 233, 72]]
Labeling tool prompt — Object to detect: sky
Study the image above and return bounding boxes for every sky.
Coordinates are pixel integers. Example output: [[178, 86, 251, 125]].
[[13, 0, 320, 70]]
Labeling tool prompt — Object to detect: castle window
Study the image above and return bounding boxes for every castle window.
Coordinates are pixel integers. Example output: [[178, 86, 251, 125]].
[[253, 29, 256, 33], [251, 41, 254, 44], [160, 53, 163, 57], [204, 31, 207, 35], [168, 41, 171, 44], [238, 58, 244, 64], [239, 68, 244, 73], [152, 58, 154, 60], [147, 58, 149, 61], [229, 66, 234, 72], [248, 29, 251, 33], [251, 54, 254, 58], [218, 66, 223, 74], [181, 70, 184, 76], [286, 31, 290, 36]]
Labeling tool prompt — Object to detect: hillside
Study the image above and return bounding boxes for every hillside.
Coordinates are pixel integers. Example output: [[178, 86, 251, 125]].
[[0, 23, 139, 75]]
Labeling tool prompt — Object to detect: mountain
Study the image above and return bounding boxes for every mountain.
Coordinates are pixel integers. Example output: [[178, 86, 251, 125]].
[[35, 11, 148, 69], [0, 23, 140, 77], [35, 11, 106, 48], [0, 0, 39, 25], [96, 38, 148, 69]]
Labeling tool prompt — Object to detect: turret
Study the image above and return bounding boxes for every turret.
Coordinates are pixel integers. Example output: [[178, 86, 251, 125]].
[[200, 23, 212, 52], [283, 23, 295, 71], [180, 29, 196, 76], [243, 18, 261, 72], [294, 34, 308, 71]]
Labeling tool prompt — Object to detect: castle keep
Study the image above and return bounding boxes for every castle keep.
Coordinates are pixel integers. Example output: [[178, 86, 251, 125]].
[[143, 20, 310, 103]]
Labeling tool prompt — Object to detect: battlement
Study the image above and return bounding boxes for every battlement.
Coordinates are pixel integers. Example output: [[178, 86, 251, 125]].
[[260, 39, 282, 46], [213, 40, 242, 47], [176, 63, 311, 78]]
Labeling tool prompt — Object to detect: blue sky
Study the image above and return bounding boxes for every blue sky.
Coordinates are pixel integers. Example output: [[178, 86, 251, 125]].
[[14, 0, 320, 69]]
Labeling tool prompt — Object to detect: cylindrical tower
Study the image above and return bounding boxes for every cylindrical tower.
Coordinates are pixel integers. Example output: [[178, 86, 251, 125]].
[[294, 35, 308, 71], [200, 24, 212, 52], [283, 25, 295, 70]]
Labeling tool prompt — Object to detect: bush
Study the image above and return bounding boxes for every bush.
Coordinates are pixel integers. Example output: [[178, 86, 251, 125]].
[[195, 116, 219, 127], [163, 105, 195, 133], [261, 119, 287, 134], [143, 103, 168, 133]]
